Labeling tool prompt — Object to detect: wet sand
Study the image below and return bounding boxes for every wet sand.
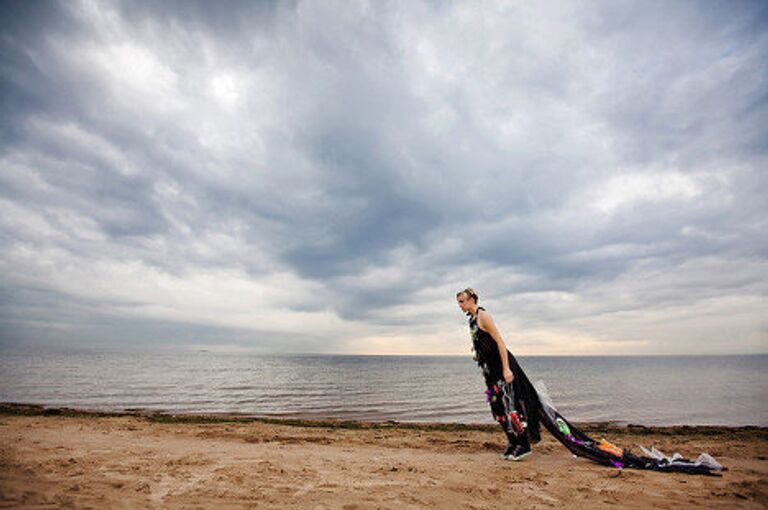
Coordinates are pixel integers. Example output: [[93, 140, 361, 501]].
[[0, 404, 766, 509]]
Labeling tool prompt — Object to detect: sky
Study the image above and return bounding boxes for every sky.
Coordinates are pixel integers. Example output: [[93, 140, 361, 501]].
[[0, 0, 766, 356]]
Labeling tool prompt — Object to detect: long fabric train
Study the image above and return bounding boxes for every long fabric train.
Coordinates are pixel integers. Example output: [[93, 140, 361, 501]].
[[531, 380, 726, 476], [468, 307, 724, 475]]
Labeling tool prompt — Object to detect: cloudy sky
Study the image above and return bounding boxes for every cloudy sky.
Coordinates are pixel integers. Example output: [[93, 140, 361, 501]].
[[1, 0, 766, 355]]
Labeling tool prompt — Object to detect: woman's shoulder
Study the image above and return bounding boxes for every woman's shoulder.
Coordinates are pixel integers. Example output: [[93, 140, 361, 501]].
[[476, 307, 495, 326]]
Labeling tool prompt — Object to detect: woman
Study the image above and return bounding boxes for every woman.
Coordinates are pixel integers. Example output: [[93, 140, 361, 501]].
[[456, 287, 542, 460]]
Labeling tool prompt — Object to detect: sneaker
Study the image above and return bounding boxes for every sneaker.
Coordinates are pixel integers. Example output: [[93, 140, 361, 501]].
[[501, 443, 517, 460], [505, 444, 532, 461]]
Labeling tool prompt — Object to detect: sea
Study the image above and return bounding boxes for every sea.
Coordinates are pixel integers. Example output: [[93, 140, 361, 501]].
[[1, 350, 766, 427]]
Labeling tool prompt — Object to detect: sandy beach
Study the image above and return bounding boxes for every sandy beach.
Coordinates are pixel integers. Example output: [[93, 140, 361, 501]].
[[0, 405, 766, 509]]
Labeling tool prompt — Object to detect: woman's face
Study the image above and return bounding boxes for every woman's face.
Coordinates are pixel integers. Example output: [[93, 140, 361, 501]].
[[456, 293, 473, 312]]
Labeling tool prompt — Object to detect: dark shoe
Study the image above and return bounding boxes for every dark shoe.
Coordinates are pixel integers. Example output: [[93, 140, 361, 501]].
[[506, 443, 532, 461], [501, 443, 517, 460]]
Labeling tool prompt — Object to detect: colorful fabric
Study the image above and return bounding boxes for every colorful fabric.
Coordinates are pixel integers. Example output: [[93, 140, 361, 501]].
[[533, 380, 725, 476], [468, 309, 725, 475], [487, 379, 526, 436]]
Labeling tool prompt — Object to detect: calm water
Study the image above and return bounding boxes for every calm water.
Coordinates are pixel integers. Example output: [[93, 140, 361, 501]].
[[0, 351, 766, 426]]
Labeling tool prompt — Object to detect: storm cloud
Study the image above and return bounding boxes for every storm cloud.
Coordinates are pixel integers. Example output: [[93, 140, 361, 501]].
[[1, 0, 766, 354]]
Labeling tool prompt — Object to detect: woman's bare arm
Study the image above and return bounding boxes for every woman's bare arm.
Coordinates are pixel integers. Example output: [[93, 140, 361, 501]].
[[477, 310, 513, 379]]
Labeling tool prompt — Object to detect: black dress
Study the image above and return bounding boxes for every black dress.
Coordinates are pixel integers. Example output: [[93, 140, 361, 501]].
[[468, 310, 724, 473], [469, 307, 542, 444]]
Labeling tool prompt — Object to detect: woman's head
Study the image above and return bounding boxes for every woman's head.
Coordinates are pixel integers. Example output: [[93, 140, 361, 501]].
[[456, 287, 478, 312]]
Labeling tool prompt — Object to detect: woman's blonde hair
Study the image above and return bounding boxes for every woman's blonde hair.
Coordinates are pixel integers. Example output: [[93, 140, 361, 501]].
[[456, 287, 479, 303]]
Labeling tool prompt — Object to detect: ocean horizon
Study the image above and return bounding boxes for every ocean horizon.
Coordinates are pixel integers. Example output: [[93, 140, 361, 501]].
[[1, 350, 766, 427]]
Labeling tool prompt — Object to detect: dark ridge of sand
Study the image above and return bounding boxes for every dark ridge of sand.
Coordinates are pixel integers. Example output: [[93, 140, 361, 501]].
[[2, 402, 767, 439]]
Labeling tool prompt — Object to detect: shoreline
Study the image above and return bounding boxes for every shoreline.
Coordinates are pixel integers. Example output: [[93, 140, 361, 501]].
[[2, 402, 767, 437], [1, 403, 766, 508]]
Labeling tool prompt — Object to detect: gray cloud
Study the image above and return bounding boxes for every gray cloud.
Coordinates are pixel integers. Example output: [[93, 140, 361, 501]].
[[0, 0, 766, 354]]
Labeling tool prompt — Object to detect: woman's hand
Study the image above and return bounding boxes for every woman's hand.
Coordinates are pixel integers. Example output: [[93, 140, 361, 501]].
[[503, 368, 514, 384]]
